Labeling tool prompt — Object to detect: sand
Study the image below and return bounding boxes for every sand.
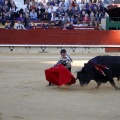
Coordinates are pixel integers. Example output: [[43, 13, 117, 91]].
[[0, 52, 120, 120]]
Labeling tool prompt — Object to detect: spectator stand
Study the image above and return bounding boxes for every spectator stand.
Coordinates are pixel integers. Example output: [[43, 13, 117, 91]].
[[0, 0, 107, 30]]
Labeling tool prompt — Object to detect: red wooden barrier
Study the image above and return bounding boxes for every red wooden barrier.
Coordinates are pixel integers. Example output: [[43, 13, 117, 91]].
[[0, 29, 120, 45]]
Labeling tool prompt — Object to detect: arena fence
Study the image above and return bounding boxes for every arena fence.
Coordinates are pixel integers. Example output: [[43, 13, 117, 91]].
[[0, 29, 120, 53]]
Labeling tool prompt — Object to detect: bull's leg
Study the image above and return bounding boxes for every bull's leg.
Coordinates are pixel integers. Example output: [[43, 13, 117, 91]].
[[109, 78, 120, 90], [95, 82, 101, 89]]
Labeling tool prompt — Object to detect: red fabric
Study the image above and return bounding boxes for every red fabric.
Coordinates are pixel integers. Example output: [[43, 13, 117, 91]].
[[45, 64, 76, 86], [82, 17, 90, 22]]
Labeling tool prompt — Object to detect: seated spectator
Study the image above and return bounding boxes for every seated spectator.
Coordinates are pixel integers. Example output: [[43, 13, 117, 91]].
[[54, 19, 62, 26], [44, 1, 50, 9], [53, 15, 63, 26], [0, 11, 6, 25], [29, 0, 36, 10], [62, 12, 70, 23], [59, 0, 67, 11], [5, 20, 14, 29], [49, 0, 55, 6], [48, 5, 55, 14], [76, 14, 82, 21], [3, 0, 9, 12], [55, 6, 64, 17], [37, 9, 42, 20], [78, 0, 85, 11], [73, 20, 82, 26], [82, 13, 90, 24], [15, 20, 26, 30], [10, 1, 17, 12], [73, 6, 80, 16], [72, 0, 77, 8], [51, 13, 59, 21], [9, 9, 15, 20], [26, 22, 33, 30], [17, 13, 24, 23], [30, 8, 38, 20], [0, 0, 5, 6], [88, 21, 94, 27], [81, 10, 86, 18], [90, 11, 95, 22], [40, 4, 45, 14], [24, 6, 30, 15], [24, 13, 31, 28], [42, 9, 51, 21], [70, 15, 77, 24], [37, 5, 45, 20], [53, 3, 58, 12], [66, 6, 73, 18], [37, 22, 48, 30]]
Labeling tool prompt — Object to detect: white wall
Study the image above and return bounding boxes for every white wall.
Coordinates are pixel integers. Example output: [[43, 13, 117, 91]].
[[14, 0, 27, 11], [14, 0, 24, 6], [101, 18, 106, 30]]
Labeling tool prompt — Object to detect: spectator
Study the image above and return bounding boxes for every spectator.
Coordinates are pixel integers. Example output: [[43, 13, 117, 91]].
[[59, 0, 67, 11], [90, 11, 95, 22], [82, 13, 90, 24], [37, 9, 42, 20], [70, 15, 77, 24], [97, 1, 104, 13], [73, 6, 80, 16], [55, 6, 64, 17], [17, 13, 24, 23], [51, 13, 59, 21], [0, 11, 6, 25], [9, 8, 15, 20], [0, 0, 5, 6], [72, 0, 77, 9], [0, 0, 107, 29], [74, 20, 81, 26], [62, 12, 70, 23], [66, 6, 73, 18], [78, 0, 85, 11], [26, 22, 33, 29], [49, 0, 55, 6], [5, 20, 14, 29], [67, 22, 74, 30], [47, 5, 55, 14], [42, 9, 51, 21], [0, 4, 2, 12], [30, 8, 38, 20], [15, 20, 26, 30], [76, 13, 82, 21], [53, 3, 58, 12], [40, 4, 45, 15], [24, 13, 31, 28], [37, 22, 48, 30]]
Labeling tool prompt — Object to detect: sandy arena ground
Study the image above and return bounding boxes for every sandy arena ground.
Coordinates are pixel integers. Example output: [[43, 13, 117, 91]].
[[0, 52, 120, 120]]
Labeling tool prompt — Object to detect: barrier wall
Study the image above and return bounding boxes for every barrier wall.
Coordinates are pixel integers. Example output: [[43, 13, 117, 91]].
[[0, 29, 120, 52]]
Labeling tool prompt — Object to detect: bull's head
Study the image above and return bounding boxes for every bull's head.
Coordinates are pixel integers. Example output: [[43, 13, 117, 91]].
[[76, 64, 94, 87]]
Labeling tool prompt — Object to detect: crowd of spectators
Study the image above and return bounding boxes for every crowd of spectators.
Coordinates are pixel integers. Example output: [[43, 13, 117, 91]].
[[0, 0, 109, 30]]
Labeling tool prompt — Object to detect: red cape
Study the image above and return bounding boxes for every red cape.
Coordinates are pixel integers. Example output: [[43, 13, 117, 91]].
[[45, 64, 76, 86]]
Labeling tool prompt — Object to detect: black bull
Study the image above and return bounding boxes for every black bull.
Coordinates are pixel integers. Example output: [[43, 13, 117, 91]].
[[76, 56, 120, 90]]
